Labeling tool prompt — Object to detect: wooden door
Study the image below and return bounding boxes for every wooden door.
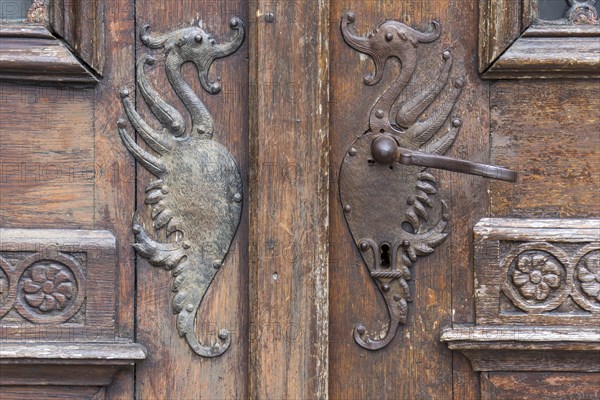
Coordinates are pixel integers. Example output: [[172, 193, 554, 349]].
[[1, 0, 598, 399]]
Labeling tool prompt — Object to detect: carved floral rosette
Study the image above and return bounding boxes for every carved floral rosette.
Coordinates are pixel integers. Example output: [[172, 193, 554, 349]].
[[0, 251, 86, 324], [502, 242, 600, 313], [572, 245, 600, 312]]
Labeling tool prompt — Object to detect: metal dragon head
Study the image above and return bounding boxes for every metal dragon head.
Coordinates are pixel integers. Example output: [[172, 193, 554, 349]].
[[140, 18, 245, 94], [341, 12, 441, 86]]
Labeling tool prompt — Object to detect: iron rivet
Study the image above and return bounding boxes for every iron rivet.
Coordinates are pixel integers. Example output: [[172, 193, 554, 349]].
[[132, 224, 141, 234], [348, 147, 357, 156], [229, 18, 240, 28], [186, 303, 194, 312], [218, 331, 229, 340], [382, 284, 390, 292], [442, 50, 451, 60], [234, 193, 243, 203], [265, 12, 275, 23], [452, 118, 462, 127], [161, 186, 170, 194], [385, 32, 394, 41], [359, 242, 368, 251], [172, 122, 181, 131], [356, 326, 366, 335], [347, 12, 356, 23], [213, 260, 222, 269], [145, 55, 156, 65], [117, 119, 127, 128], [407, 197, 415, 205], [182, 241, 191, 249], [119, 89, 130, 98], [393, 294, 401, 301], [194, 34, 203, 43], [455, 78, 465, 88], [375, 109, 384, 118], [344, 204, 352, 213], [402, 240, 410, 247]]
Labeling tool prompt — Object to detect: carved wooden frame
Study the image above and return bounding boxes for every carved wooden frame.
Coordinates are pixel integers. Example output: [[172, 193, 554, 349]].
[[0, 0, 105, 83], [441, 218, 600, 373], [479, 0, 600, 78]]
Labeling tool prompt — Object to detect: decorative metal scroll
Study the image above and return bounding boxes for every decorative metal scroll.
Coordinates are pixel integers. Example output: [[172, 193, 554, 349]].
[[338, 12, 515, 351], [117, 18, 245, 357]]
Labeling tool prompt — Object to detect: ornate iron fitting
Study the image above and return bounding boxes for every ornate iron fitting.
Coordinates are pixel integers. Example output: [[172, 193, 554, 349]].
[[338, 12, 516, 351], [117, 18, 245, 357]]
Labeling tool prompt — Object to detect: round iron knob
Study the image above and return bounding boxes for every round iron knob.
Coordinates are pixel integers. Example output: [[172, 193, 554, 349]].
[[371, 135, 398, 165]]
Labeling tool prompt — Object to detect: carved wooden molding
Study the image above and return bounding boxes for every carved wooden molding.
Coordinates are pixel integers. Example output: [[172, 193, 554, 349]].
[[479, 0, 600, 78], [0, 0, 104, 83], [0, 342, 146, 385], [442, 218, 600, 373], [0, 228, 119, 335], [441, 325, 600, 372], [0, 229, 146, 395], [473, 218, 599, 325], [50, 0, 105, 75]]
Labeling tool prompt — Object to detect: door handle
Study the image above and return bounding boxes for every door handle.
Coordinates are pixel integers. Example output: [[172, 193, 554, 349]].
[[371, 135, 517, 182], [338, 12, 517, 351]]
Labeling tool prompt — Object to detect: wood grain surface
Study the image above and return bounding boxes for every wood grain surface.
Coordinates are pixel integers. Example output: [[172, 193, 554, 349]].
[[329, 1, 487, 398], [133, 1, 249, 399], [249, 0, 330, 398]]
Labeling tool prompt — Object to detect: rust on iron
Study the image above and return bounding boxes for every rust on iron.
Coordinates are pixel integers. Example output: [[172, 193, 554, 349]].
[[338, 12, 516, 351]]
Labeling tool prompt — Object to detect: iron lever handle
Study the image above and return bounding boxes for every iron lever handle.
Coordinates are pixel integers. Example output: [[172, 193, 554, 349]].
[[371, 135, 517, 182]]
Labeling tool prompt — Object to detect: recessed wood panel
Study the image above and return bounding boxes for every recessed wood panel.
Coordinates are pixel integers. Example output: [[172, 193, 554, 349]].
[[490, 80, 600, 218], [481, 372, 600, 400], [0, 83, 95, 228]]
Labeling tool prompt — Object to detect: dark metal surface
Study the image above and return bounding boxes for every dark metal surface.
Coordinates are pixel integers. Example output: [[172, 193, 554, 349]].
[[371, 136, 517, 182], [117, 18, 245, 357], [339, 12, 516, 351]]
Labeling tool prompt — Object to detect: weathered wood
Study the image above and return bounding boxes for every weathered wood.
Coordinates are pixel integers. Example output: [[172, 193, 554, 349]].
[[483, 36, 600, 79], [442, 324, 600, 372], [93, 1, 137, 399], [0, 386, 104, 400], [0, 229, 119, 338], [490, 81, 600, 217], [479, 1, 600, 78], [480, 372, 600, 399], [479, 0, 523, 73], [133, 1, 249, 399], [50, 0, 105, 75], [249, 0, 329, 398], [0, 26, 98, 83], [473, 218, 600, 326], [0, 342, 146, 386], [329, 1, 485, 398], [0, 83, 95, 228]]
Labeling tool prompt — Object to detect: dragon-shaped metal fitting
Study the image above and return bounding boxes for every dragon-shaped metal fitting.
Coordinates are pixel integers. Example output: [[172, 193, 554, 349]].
[[339, 12, 515, 351], [117, 18, 245, 357]]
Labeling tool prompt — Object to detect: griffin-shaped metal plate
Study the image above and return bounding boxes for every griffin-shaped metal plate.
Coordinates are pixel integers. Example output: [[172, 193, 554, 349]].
[[117, 18, 245, 357], [339, 12, 461, 350]]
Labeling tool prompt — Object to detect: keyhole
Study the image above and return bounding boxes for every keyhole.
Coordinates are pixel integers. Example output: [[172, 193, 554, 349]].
[[380, 243, 391, 267]]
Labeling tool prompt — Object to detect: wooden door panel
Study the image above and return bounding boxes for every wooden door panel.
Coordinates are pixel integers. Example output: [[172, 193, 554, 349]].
[[1, 0, 598, 398], [132, 1, 249, 399], [0, 83, 95, 229], [329, 1, 486, 398], [0, 1, 138, 399], [490, 80, 600, 218]]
